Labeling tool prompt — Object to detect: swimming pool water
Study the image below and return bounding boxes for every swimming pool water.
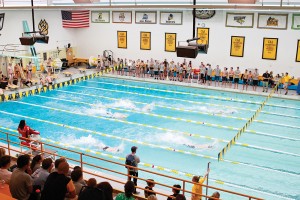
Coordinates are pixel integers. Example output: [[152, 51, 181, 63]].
[[0, 77, 299, 200]]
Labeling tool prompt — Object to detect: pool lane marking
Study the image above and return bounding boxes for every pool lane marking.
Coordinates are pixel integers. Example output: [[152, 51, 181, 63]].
[[2, 111, 298, 177], [88, 80, 300, 111], [14, 99, 300, 158], [70, 85, 300, 120], [70, 85, 255, 111], [57, 90, 300, 121], [37, 93, 300, 130], [0, 127, 291, 200], [14, 100, 300, 142]]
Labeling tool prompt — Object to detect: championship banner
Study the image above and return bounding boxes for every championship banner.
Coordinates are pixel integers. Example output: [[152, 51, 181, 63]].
[[160, 12, 182, 25], [117, 31, 127, 49], [91, 11, 110, 23], [197, 28, 209, 45], [112, 11, 132, 24], [262, 38, 278, 60], [140, 32, 151, 50], [135, 11, 157, 24], [296, 40, 300, 62], [230, 36, 245, 57], [165, 33, 176, 52]]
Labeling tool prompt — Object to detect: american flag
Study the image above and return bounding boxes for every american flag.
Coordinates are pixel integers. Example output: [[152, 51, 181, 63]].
[[61, 10, 90, 28]]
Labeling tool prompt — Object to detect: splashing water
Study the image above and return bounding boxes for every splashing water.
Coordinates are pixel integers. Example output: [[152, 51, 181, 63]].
[[59, 134, 123, 153], [108, 99, 155, 112], [0, 118, 18, 129]]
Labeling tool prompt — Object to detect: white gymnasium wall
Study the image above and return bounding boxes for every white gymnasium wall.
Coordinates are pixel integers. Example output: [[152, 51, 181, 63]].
[[0, 10, 299, 76], [0, 10, 78, 56], [77, 10, 300, 77]]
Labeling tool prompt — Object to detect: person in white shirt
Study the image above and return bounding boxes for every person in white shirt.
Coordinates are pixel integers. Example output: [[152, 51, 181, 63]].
[[0, 155, 12, 184]]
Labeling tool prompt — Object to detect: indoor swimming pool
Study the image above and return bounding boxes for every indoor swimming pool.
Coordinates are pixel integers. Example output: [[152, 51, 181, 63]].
[[0, 76, 299, 199]]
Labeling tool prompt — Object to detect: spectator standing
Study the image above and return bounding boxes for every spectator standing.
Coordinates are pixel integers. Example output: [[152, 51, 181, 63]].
[[126, 146, 140, 194], [283, 72, 292, 95], [9, 154, 33, 200], [0, 155, 12, 184], [191, 169, 210, 200], [214, 65, 221, 87], [233, 67, 241, 89], [262, 70, 270, 92]]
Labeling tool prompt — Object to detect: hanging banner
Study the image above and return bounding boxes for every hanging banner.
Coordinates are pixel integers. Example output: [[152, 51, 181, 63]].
[[230, 36, 245, 57], [112, 11, 132, 23], [262, 38, 278, 60], [165, 33, 176, 52], [140, 32, 151, 50], [296, 40, 300, 62], [197, 28, 209, 45], [117, 31, 127, 49], [135, 11, 157, 24], [91, 11, 110, 23]]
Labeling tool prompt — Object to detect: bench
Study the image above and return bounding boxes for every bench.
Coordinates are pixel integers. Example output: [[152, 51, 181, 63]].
[[63, 72, 73, 77]]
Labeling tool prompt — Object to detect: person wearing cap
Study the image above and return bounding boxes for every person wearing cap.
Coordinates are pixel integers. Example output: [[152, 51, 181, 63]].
[[126, 146, 140, 194]]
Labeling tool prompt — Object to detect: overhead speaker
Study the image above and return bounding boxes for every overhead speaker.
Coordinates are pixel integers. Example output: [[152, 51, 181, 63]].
[[19, 37, 35, 45], [176, 46, 198, 58], [35, 35, 49, 44]]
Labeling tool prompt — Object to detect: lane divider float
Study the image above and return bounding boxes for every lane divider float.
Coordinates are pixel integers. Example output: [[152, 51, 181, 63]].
[[14, 100, 300, 142], [0, 110, 298, 177]]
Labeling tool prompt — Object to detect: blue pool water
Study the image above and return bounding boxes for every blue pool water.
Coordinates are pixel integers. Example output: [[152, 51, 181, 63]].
[[0, 77, 299, 199]]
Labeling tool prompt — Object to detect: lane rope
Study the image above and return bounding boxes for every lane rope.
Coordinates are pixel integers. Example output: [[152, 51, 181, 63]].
[[33, 94, 300, 158], [14, 99, 300, 142], [57, 90, 300, 124], [88, 79, 300, 111], [0, 110, 298, 178], [70, 84, 300, 120], [0, 126, 292, 200]]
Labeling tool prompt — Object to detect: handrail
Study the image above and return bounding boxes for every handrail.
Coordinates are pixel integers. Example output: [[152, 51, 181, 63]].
[[0, 129, 263, 200]]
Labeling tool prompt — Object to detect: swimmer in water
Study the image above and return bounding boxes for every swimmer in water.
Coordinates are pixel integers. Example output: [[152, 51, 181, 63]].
[[184, 144, 213, 149], [102, 146, 120, 153]]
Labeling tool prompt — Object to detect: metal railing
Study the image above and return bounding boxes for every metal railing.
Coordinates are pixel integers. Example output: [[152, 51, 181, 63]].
[[0, 130, 263, 200]]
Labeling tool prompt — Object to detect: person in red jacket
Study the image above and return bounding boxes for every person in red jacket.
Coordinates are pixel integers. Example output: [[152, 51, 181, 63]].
[[18, 120, 40, 148]]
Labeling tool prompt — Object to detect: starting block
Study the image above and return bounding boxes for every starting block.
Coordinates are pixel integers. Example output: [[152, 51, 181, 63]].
[[63, 72, 73, 77], [79, 68, 86, 73]]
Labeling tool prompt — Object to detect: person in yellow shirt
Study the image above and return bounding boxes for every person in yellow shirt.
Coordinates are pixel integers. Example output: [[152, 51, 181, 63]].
[[191, 169, 210, 200], [283, 72, 292, 95]]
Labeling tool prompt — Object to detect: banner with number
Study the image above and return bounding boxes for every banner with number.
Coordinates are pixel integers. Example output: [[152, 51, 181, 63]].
[[165, 33, 176, 52], [117, 31, 127, 49], [262, 38, 278, 60], [230, 36, 245, 57], [296, 40, 300, 62], [197, 28, 209, 45], [140, 32, 151, 50]]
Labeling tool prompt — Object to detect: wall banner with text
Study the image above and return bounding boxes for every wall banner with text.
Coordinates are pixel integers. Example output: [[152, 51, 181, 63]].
[[296, 40, 300, 62], [140, 32, 151, 50], [165, 33, 176, 52], [135, 11, 157, 24], [160, 12, 182, 25], [230, 36, 245, 57], [91, 11, 110, 23], [113, 11, 132, 23], [117, 31, 127, 49], [197, 28, 209, 45], [262, 38, 278, 60]]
